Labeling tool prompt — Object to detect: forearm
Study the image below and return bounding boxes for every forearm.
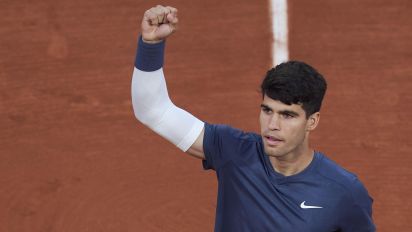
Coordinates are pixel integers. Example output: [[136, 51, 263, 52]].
[[131, 37, 204, 151], [132, 37, 170, 125]]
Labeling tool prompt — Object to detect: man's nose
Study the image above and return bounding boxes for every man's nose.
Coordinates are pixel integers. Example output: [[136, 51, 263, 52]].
[[268, 114, 280, 130]]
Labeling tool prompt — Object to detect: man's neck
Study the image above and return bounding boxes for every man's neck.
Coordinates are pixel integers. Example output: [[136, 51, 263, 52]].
[[269, 148, 315, 176]]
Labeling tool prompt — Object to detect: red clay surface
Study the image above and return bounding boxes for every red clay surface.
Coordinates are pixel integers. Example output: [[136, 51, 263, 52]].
[[0, 0, 410, 231]]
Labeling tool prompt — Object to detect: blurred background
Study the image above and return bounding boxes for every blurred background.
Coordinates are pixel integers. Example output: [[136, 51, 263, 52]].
[[1, 0, 411, 231]]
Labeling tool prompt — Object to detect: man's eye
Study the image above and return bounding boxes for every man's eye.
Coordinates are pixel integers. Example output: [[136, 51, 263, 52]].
[[282, 113, 294, 119], [262, 108, 272, 114]]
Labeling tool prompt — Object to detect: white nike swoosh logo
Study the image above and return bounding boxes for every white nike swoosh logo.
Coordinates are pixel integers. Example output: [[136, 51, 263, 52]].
[[300, 201, 323, 209]]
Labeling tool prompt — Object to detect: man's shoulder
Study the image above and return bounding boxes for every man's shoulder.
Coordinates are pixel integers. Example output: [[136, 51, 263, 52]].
[[202, 123, 263, 170], [316, 153, 357, 182], [204, 123, 261, 143], [315, 153, 370, 200]]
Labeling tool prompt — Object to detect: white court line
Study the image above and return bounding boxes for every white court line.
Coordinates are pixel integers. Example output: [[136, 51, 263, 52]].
[[270, 0, 289, 66]]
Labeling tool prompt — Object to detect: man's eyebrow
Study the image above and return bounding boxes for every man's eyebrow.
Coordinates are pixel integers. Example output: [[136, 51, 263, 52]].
[[260, 104, 271, 110], [260, 104, 300, 116], [279, 110, 299, 116]]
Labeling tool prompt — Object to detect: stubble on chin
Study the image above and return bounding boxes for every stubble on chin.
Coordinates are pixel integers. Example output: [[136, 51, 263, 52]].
[[263, 143, 284, 157]]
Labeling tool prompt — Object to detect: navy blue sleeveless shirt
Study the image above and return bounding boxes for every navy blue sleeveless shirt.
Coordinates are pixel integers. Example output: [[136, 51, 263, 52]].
[[202, 123, 375, 232]]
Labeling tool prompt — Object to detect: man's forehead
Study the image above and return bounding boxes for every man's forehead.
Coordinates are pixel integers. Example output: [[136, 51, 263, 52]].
[[262, 95, 304, 112]]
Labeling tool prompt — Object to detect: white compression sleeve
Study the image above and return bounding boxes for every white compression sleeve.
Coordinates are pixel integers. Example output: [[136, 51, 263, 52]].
[[131, 67, 204, 151]]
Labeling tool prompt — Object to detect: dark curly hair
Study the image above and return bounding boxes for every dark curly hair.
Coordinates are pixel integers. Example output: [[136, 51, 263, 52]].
[[260, 61, 327, 118]]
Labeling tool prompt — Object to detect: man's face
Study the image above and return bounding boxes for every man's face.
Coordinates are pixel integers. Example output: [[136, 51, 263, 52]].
[[259, 95, 319, 158]]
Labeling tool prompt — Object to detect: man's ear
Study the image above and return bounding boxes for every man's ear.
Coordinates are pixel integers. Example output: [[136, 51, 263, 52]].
[[306, 112, 320, 131]]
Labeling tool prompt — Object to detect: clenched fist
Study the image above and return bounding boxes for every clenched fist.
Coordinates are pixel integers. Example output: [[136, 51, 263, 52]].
[[141, 5, 178, 43]]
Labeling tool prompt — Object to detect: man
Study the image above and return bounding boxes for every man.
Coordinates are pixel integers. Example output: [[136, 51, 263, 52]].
[[131, 5, 375, 232]]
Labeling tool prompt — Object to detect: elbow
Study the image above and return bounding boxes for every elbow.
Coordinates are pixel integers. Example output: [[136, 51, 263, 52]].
[[131, 95, 172, 128], [132, 101, 155, 126]]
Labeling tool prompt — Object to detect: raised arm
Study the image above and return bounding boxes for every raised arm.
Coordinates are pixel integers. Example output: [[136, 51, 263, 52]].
[[132, 5, 205, 159]]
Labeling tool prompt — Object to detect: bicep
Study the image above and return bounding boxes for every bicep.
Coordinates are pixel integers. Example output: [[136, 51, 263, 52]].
[[340, 203, 375, 232], [186, 127, 205, 159], [339, 180, 375, 231]]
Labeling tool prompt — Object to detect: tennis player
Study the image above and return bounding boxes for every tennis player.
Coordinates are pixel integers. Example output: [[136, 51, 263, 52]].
[[131, 5, 376, 231]]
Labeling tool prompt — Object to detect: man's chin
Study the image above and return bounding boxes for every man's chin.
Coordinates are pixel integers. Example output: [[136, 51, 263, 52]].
[[263, 146, 284, 157]]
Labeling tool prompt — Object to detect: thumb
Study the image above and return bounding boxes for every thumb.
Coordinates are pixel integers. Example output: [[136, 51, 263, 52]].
[[141, 6, 178, 42]]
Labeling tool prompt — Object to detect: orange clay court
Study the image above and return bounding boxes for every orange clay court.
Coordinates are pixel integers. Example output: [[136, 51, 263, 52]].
[[0, 0, 411, 231]]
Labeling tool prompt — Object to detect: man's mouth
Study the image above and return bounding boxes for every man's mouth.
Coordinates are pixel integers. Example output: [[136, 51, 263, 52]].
[[264, 135, 284, 146]]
